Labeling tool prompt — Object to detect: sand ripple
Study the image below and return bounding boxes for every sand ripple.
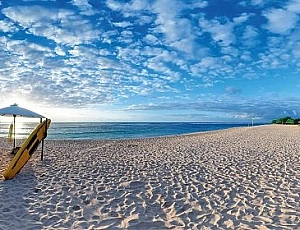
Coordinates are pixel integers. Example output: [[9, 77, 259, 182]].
[[0, 125, 300, 229]]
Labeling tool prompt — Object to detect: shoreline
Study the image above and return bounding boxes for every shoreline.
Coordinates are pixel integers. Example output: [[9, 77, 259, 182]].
[[0, 121, 260, 141], [0, 124, 299, 229]]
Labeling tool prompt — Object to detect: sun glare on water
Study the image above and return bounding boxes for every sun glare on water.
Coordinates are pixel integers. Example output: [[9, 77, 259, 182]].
[[8, 120, 38, 139]]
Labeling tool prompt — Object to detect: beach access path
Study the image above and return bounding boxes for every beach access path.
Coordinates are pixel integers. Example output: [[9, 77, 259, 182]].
[[0, 124, 299, 229]]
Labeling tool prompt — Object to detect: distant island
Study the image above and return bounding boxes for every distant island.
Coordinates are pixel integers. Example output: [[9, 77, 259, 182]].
[[272, 116, 300, 125]]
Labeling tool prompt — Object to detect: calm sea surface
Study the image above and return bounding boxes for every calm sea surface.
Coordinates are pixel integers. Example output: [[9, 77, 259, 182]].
[[0, 122, 264, 140]]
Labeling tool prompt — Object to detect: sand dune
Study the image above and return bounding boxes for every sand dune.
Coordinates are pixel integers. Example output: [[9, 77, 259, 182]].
[[0, 125, 299, 229]]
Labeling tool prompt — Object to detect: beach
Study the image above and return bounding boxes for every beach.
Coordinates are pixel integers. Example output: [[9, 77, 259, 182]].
[[0, 124, 299, 229]]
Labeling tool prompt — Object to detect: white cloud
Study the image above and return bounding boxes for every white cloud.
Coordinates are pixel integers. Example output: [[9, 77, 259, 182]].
[[106, 0, 151, 13], [141, 45, 186, 71], [106, 0, 199, 56], [150, 0, 200, 57], [2, 6, 60, 26], [243, 25, 258, 40], [55, 46, 66, 56], [0, 38, 133, 107], [143, 34, 160, 45], [0, 19, 17, 33], [245, 0, 276, 7], [145, 54, 181, 83], [2, 6, 100, 46], [1, 0, 300, 122], [251, 0, 264, 6], [199, 18, 235, 46], [242, 25, 259, 47], [71, 0, 97, 16], [129, 0, 151, 11], [170, 37, 195, 56], [287, 0, 300, 13], [225, 86, 242, 95], [292, 42, 300, 58], [152, 0, 192, 43], [198, 57, 217, 69], [190, 1, 208, 9], [263, 8, 298, 34], [118, 30, 134, 44], [117, 46, 142, 63], [123, 96, 300, 122], [136, 15, 153, 25], [189, 56, 226, 81], [101, 30, 118, 44], [27, 43, 51, 53], [112, 21, 132, 28], [233, 13, 252, 24], [105, 0, 123, 11]]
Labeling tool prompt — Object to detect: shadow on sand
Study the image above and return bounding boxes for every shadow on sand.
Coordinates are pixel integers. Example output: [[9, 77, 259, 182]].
[[0, 151, 42, 229]]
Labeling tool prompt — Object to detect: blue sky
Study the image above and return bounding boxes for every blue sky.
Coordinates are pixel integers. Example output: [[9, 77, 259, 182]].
[[0, 0, 300, 122]]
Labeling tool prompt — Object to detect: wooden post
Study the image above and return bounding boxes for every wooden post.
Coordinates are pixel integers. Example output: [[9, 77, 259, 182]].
[[41, 118, 44, 161], [13, 115, 16, 148]]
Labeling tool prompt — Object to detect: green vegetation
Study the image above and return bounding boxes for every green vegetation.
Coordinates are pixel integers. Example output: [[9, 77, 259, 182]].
[[271, 116, 300, 125]]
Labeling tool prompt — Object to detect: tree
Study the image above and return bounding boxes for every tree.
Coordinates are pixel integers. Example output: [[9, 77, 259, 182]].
[[286, 118, 295, 125], [283, 116, 292, 124], [271, 116, 300, 125]]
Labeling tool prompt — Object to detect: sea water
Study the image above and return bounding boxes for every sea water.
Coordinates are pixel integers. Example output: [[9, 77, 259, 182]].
[[0, 122, 263, 140]]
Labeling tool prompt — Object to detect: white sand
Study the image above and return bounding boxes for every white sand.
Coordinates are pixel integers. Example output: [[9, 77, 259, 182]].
[[0, 125, 299, 229]]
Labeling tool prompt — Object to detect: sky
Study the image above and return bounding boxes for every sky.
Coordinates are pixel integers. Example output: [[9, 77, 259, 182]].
[[0, 0, 300, 122]]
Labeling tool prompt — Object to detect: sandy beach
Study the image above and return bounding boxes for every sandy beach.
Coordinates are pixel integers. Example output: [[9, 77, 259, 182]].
[[0, 124, 299, 229]]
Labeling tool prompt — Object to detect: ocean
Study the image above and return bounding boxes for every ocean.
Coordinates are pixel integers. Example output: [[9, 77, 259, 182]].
[[0, 122, 263, 141]]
